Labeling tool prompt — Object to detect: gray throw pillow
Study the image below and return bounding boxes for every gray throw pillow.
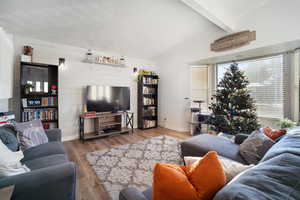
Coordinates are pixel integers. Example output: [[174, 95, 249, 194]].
[[15, 120, 48, 151], [239, 130, 275, 164], [184, 156, 254, 183], [0, 126, 19, 152]]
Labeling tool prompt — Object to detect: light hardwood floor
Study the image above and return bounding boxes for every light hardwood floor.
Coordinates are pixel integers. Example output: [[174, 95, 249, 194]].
[[63, 128, 190, 200]]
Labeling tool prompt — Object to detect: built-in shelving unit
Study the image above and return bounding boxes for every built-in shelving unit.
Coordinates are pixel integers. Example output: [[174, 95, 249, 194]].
[[20, 62, 59, 129], [138, 75, 159, 129]]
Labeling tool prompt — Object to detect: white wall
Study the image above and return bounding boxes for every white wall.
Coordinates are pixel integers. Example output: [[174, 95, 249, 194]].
[[0, 27, 14, 108], [155, 0, 300, 132], [0, 99, 9, 112], [155, 31, 223, 131], [13, 36, 156, 141]]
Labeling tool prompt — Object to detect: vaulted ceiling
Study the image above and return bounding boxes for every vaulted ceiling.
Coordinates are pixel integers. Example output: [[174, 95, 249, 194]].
[[0, 0, 275, 59], [0, 0, 223, 59]]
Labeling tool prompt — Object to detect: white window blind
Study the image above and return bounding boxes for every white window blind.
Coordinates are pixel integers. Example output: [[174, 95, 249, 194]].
[[217, 55, 284, 119]]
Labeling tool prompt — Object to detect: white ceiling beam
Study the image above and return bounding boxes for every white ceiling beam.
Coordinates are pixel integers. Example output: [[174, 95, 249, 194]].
[[181, 0, 234, 33]]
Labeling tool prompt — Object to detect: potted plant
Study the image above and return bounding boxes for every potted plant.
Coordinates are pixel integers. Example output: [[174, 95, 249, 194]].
[[278, 118, 297, 130], [24, 83, 35, 94]]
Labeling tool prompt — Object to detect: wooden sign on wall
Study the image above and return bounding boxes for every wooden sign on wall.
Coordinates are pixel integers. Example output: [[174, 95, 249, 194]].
[[211, 30, 256, 52]]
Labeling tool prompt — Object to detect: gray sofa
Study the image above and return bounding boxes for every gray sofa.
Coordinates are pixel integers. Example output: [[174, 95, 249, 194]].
[[120, 129, 300, 200], [0, 128, 76, 200]]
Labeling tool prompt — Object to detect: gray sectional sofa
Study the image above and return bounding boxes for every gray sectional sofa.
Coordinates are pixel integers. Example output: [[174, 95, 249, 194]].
[[0, 128, 76, 200], [120, 129, 300, 200]]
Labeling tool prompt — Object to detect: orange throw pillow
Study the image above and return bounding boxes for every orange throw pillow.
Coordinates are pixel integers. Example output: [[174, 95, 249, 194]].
[[263, 127, 287, 140], [152, 152, 226, 200], [152, 163, 199, 200]]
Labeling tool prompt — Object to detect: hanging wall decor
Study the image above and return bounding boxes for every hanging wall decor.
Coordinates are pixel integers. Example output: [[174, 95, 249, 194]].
[[211, 30, 256, 52]]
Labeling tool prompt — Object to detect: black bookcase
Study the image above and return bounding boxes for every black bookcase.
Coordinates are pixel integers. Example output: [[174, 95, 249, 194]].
[[20, 62, 59, 129], [137, 75, 158, 129]]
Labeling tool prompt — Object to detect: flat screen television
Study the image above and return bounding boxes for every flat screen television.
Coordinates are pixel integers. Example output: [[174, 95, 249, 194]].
[[86, 86, 130, 113]]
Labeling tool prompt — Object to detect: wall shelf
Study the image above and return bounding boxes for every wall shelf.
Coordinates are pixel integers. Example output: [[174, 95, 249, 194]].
[[82, 59, 126, 68]]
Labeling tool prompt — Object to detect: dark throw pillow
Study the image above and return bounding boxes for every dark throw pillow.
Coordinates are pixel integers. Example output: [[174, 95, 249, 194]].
[[239, 130, 275, 164], [0, 126, 19, 152], [15, 120, 48, 151]]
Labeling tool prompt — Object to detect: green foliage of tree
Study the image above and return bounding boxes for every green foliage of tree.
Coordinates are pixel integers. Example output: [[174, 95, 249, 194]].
[[208, 63, 260, 135]]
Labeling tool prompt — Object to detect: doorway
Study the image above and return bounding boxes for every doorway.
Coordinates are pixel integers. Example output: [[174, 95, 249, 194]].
[[190, 66, 209, 113]]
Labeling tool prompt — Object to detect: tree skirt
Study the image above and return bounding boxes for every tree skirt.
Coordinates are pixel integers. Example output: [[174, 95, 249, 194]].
[[86, 136, 183, 200]]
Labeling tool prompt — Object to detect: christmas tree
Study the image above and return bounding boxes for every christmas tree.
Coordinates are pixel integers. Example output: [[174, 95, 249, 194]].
[[208, 63, 260, 135]]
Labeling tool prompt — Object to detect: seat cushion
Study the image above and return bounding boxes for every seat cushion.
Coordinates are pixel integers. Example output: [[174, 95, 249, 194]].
[[22, 141, 65, 162], [214, 153, 300, 200], [181, 134, 247, 164], [261, 128, 300, 162], [23, 154, 69, 170]]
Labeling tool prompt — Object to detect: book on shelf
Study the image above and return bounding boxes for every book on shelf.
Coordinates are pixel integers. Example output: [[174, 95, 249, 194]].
[[22, 97, 57, 108], [143, 86, 155, 94], [143, 77, 158, 84], [22, 108, 57, 122], [143, 97, 155, 105], [143, 120, 156, 128], [144, 107, 156, 117]]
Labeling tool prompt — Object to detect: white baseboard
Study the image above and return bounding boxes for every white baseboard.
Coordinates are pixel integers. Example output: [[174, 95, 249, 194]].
[[62, 135, 79, 142]]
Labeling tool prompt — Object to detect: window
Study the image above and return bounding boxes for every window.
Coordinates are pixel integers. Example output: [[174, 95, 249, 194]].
[[217, 55, 284, 118]]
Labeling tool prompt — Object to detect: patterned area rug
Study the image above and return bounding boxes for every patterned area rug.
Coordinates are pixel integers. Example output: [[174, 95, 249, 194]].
[[86, 135, 183, 200]]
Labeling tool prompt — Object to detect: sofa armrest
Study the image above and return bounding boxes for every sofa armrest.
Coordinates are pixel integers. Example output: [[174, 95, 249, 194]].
[[235, 133, 249, 144], [45, 128, 62, 142], [0, 162, 76, 200], [119, 187, 148, 200]]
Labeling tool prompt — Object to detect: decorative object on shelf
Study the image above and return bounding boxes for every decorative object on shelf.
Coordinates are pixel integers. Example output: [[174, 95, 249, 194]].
[[43, 123, 50, 130], [27, 98, 42, 107], [24, 83, 35, 94], [50, 85, 58, 95], [82, 104, 88, 114], [138, 74, 159, 129], [211, 30, 256, 52], [21, 45, 33, 62], [278, 118, 296, 130], [82, 49, 126, 67], [208, 62, 260, 135]]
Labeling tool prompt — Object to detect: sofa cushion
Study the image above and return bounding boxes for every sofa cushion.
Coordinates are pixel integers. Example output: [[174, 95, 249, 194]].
[[184, 156, 254, 183], [22, 141, 65, 162], [23, 154, 69, 170], [261, 128, 300, 162], [213, 153, 300, 200], [0, 126, 19, 152], [239, 130, 275, 164], [15, 120, 49, 151], [181, 134, 247, 164]]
